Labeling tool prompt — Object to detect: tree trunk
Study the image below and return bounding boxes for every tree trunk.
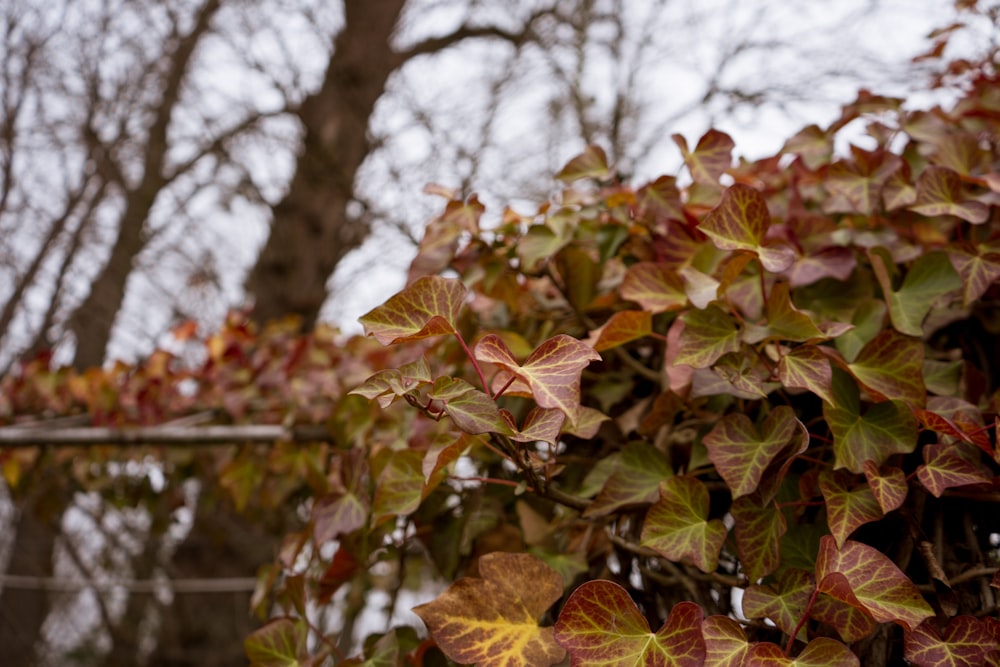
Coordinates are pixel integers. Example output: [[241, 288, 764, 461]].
[[246, 0, 407, 329], [146, 491, 276, 667], [0, 485, 69, 666]]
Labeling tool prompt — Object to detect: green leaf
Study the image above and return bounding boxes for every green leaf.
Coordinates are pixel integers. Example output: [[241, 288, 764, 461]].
[[554, 582, 706, 667], [731, 495, 787, 581], [588, 310, 653, 352], [870, 249, 961, 336], [640, 476, 727, 573], [778, 346, 835, 404], [904, 617, 1000, 667], [583, 442, 673, 518], [428, 377, 510, 435], [815, 536, 934, 630], [413, 552, 566, 667], [819, 470, 884, 548], [834, 299, 886, 362], [518, 225, 571, 273], [245, 618, 308, 667], [847, 329, 926, 408], [476, 334, 601, 423], [915, 443, 992, 498], [909, 165, 989, 223], [359, 276, 467, 345], [556, 144, 611, 182], [824, 369, 919, 473], [764, 283, 826, 342], [620, 262, 688, 313], [700, 184, 794, 272], [674, 305, 741, 368], [703, 406, 808, 499]]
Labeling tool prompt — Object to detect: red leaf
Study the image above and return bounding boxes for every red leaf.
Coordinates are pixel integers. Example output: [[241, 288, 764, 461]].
[[555, 581, 705, 666], [587, 310, 653, 352], [915, 443, 992, 498], [700, 184, 794, 272], [640, 476, 727, 573], [904, 616, 999, 667], [674, 129, 735, 185], [819, 469, 884, 547], [909, 165, 989, 223], [359, 276, 467, 345], [556, 144, 611, 182], [620, 262, 688, 313]]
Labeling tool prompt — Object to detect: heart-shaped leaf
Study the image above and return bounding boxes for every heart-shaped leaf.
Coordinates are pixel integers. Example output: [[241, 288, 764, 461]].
[[641, 476, 727, 573], [702, 615, 749, 667], [700, 184, 794, 272], [413, 552, 566, 667], [862, 462, 908, 514], [674, 129, 734, 185], [870, 249, 961, 337], [360, 276, 467, 345], [847, 329, 925, 408], [674, 305, 741, 369], [475, 334, 601, 423], [731, 495, 787, 581], [245, 618, 309, 667], [620, 262, 688, 313], [904, 616, 1000, 667], [948, 242, 1000, 306], [909, 165, 989, 223], [555, 581, 705, 666], [703, 406, 808, 499], [823, 147, 901, 216], [915, 443, 992, 498], [778, 346, 835, 404], [428, 377, 510, 435], [815, 536, 934, 630], [824, 370, 919, 473], [742, 569, 814, 641], [584, 442, 673, 517], [819, 470, 884, 547], [588, 310, 653, 351], [556, 144, 611, 182]]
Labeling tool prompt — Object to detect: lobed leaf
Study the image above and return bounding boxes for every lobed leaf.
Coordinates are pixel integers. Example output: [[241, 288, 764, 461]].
[[640, 476, 727, 573], [870, 249, 961, 337], [700, 184, 794, 272], [702, 615, 749, 667], [673, 305, 741, 369], [778, 346, 835, 404], [742, 569, 814, 641], [245, 618, 309, 667], [556, 144, 611, 182], [862, 462, 908, 513], [554, 581, 705, 667], [674, 129, 735, 185], [948, 242, 1000, 306], [584, 442, 673, 517], [359, 276, 467, 345], [588, 310, 653, 352], [731, 495, 787, 581], [909, 165, 989, 223], [413, 552, 566, 667], [428, 376, 510, 435]]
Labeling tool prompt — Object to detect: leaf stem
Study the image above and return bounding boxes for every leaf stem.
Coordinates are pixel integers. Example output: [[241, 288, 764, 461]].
[[454, 331, 492, 398], [785, 585, 820, 655]]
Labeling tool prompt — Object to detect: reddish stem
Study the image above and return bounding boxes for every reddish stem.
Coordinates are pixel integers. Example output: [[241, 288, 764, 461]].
[[494, 375, 516, 399], [785, 585, 821, 655], [455, 331, 492, 398]]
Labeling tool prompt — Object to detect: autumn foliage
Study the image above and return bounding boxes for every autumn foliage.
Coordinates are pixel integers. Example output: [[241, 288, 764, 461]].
[[5, 17, 1000, 667]]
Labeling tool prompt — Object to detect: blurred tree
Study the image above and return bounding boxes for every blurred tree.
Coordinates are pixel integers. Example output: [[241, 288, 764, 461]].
[[0, 0, 990, 664]]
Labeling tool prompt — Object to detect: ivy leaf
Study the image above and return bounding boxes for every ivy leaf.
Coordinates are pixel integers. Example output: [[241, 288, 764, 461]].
[[702, 615, 749, 667], [731, 495, 787, 581], [904, 616, 1000, 667], [556, 144, 611, 182], [778, 346, 835, 404], [674, 305, 741, 368], [847, 329, 926, 408], [588, 310, 653, 352], [742, 569, 814, 641], [824, 369, 919, 473], [764, 283, 826, 342], [782, 124, 834, 170], [916, 443, 992, 498], [870, 249, 961, 336], [245, 618, 309, 667], [700, 184, 794, 272], [819, 470, 884, 548], [475, 334, 601, 423], [810, 592, 879, 644], [638, 175, 686, 222], [428, 377, 510, 435], [680, 265, 722, 309], [584, 442, 673, 518], [502, 407, 566, 445], [862, 462, 908, 514], [917, 397, 992, 456], [640, 476, 727, 573], [371, 449, 430, 526], [948, 242, 1000, 306], [312, 451, 370, 543], [519, 225, 572, 273], [755, 639, 861, 667], [786, 246, 857, 289], [554, 582, 705, 667], [909, 165, 989, 223], [620, 262, 688, 313], [674, 129, 734, 185], [815, 536, 935, 630], [823, 147, 901, 216], [359, 276, 467, 345], [412, 552, 566, 667], [703, 406, 808, 499], [348, 358, 432, 407]]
